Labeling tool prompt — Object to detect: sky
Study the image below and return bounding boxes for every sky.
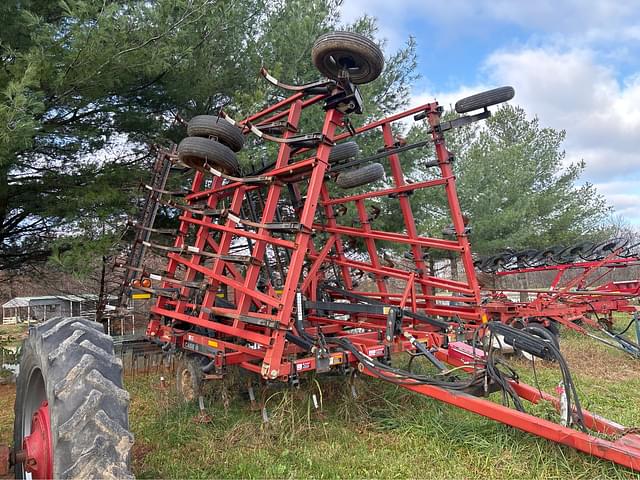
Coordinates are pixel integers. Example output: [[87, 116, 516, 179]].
[[340, 0, 640, 225]]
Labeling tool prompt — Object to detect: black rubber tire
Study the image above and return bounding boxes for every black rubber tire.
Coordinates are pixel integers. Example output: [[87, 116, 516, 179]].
[[329, 141, 359, 163], [544, 320, 560, 337], [177, 136, 239, 175], [336, 163, 385, 189], [176, 354, 204, 403], [13, 317, 133, 479], [312, 31, 384, 84], [187, 115, 245, 152], [455, 86, 515, 114]]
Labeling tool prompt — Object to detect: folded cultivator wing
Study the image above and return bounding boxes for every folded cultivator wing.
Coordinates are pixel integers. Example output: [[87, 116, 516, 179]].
[[477, 239, 640, 358]]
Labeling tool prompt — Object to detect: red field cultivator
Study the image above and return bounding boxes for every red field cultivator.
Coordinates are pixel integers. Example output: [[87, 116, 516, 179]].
[[477, 242, 640, 357], [9, 31, 640, 478], [138, 31, 640, 471]]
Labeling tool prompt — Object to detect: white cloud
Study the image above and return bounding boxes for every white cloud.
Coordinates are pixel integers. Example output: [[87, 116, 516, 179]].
[[339, 0, 640, 223], [483, 48, 640, 164], [409, 47, 640, 223]]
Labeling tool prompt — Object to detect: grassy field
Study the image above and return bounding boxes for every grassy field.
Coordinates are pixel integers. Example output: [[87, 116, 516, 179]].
[[126, 322, 640, 479], [1, 323, 639, 478], [0, 324, 28, 350]]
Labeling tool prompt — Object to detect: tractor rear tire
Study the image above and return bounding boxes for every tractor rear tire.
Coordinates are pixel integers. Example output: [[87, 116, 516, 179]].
[[336, 163, 384, 189], [13, 317, 133, 479], [312, 31, 384, 84], [187, 115, 245, 152], [178, 136, 240, 175], [455, 86, 515, 114], [329, 141, 359, 163]]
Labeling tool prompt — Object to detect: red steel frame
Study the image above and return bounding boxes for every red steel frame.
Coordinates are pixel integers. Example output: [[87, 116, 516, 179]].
[[143, 85, 640, 470], [483, 252, 640, 334]]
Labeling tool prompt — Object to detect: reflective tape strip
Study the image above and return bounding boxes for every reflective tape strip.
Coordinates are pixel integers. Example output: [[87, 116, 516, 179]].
[[264, 71, 278, 84], [207, 165, 223, 177]]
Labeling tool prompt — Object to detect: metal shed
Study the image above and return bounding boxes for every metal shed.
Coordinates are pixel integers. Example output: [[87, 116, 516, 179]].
[[1, 295, 95, 325]]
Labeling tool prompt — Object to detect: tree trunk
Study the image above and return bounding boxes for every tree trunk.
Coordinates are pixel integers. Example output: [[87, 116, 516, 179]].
[[449, 252, 459, 281], [0, 165, 9, 239], [95, 223, 107, 324]]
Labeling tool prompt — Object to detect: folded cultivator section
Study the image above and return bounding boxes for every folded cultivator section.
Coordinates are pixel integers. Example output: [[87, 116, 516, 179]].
[[134, 32, 640, 471], [145, 83, 485, 379]]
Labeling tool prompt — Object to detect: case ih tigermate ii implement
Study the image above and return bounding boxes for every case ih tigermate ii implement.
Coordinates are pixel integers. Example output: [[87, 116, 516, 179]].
[[8, 31, 640, 478]]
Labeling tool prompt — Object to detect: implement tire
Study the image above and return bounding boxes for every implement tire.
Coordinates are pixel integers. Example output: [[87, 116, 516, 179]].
[[455, 86, 515, 114], [178, 136, 240, 175], [336, 163, 385, 189], [329, 141, 359, 163], [524, 324, 560, 349], [187, 115, 245, 152], [176, 354, 204, 403], [13, 317, 133, 479], [312, 31, 384, 84]]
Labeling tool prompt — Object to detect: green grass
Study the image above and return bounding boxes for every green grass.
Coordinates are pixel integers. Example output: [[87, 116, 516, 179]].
[[0, 385, 14, 445], [127, 323, 640, 479], [0, 323, 28, 348], [1, 317, 638, 478]]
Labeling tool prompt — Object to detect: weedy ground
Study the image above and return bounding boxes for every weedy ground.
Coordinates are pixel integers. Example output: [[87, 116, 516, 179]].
[[0, 324, 27, 348], [125, 320, 640, 479], [0, 320, 639, 479]]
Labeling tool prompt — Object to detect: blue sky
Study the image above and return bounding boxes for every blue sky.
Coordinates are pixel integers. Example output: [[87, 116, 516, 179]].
[[341, 0, 640, 225]]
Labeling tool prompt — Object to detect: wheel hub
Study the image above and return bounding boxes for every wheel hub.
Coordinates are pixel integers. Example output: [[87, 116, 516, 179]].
[[21, 400, 53, 479]]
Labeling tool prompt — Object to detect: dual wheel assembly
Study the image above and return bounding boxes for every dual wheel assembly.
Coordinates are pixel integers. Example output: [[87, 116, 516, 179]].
[[176, 31, 386, 189]]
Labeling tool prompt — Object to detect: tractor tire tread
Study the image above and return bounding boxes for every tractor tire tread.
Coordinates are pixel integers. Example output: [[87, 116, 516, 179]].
[[14, 316, 133, 479]]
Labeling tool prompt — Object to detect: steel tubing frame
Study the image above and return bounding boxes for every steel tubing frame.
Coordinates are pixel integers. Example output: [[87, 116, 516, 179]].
[[143, 85, 640, 471]]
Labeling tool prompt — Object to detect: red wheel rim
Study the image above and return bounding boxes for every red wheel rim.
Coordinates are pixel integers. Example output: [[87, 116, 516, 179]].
[[22, 400, 53, 479]]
